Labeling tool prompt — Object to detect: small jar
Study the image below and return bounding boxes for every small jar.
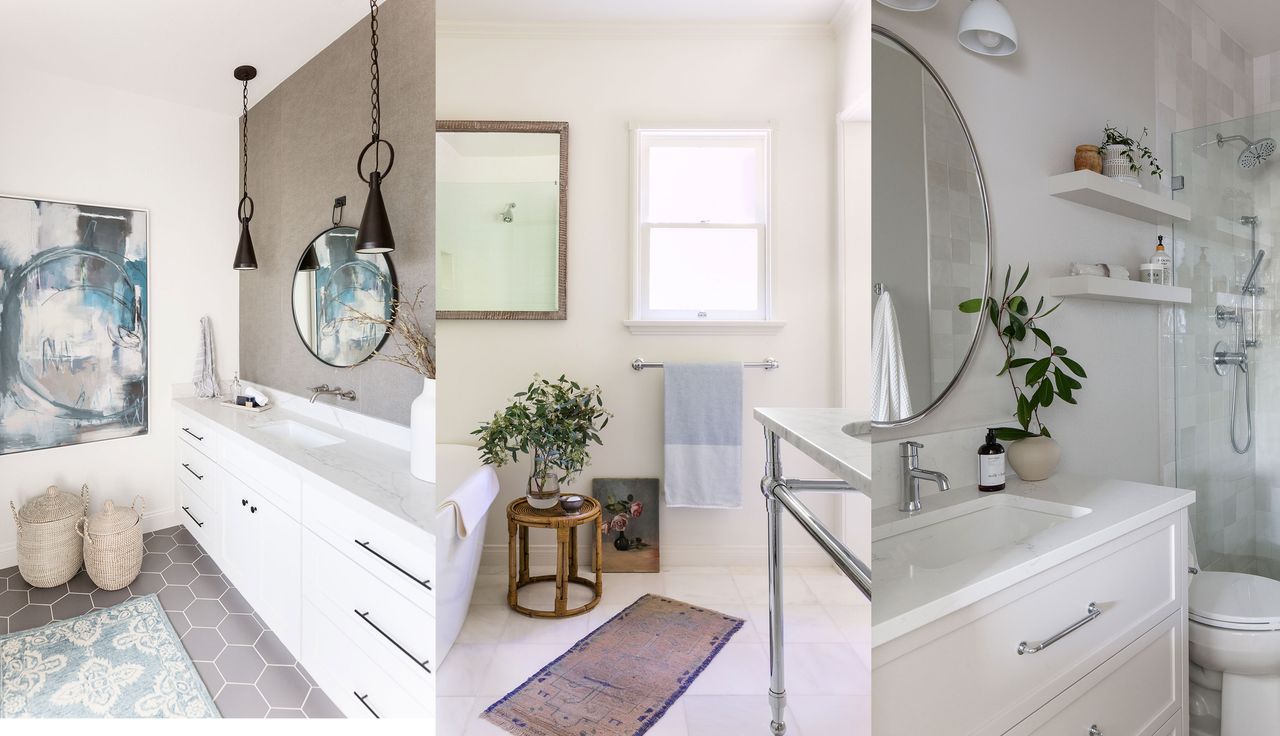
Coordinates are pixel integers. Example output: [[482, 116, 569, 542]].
[[1139, 263, 1163, 285], [1074, 144, 1103, 174]]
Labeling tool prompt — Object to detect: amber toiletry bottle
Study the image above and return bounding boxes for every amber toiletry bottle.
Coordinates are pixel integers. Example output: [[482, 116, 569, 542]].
[[978, 428, 1006, 492]]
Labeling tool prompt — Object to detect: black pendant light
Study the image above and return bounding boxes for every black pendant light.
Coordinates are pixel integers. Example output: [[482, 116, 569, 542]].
[[233, 65, 259, 270], [355, 0, 395, 255]]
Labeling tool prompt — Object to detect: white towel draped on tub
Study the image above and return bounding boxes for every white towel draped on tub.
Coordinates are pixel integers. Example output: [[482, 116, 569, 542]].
[[193, 316, 221, 399], [663, 363, 744, 509], [872, 292, 912, 422]]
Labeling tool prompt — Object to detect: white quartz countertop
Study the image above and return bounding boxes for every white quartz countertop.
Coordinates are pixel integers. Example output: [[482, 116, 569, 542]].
[[173, 397, 432, 537], [872, 475, 1194, 646], [753, 408, 871, 490]]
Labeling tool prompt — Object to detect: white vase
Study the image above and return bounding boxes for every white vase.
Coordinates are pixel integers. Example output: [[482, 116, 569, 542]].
[[410, 377, 436, 482], [1101, 144, 1141, 188], [1007, 436, 1061, 482]]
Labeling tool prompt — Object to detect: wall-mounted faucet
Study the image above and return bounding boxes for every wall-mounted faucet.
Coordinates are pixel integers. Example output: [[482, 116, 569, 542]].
[[900, 441, 950, 513], [308, 384, 356, 403], [500, 203, 516, 223]]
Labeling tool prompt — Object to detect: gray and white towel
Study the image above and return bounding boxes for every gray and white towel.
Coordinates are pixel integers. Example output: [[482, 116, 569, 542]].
[[663, 363, 744, 509], [193, 316, 221, 399]]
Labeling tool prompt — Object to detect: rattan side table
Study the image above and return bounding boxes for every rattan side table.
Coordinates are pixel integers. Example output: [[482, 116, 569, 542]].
[[506, 496, 603, 618]]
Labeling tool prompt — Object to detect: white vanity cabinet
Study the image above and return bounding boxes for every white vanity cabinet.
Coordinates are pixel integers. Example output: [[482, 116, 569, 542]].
[[874, 509, 1189, 736], [171, 400, 433, 719]]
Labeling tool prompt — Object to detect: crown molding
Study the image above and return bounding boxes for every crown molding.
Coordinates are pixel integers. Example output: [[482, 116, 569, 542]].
[[438, 20, 836, 41]]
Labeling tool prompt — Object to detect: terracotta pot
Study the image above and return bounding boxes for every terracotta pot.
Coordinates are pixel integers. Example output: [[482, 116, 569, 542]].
[[1074, 144, 1102, 173], [1007, 436, 1061, 481]]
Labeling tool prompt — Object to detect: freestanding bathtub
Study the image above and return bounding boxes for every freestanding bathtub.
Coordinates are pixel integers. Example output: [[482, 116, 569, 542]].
[[435, 443, 500, 665]]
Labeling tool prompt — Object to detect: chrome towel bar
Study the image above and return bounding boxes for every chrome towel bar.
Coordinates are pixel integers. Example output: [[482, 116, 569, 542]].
[[631, 357, 779, 371]]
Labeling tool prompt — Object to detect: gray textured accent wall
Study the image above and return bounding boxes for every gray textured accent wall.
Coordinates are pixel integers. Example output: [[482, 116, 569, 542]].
[[239, 0, 434, 424]]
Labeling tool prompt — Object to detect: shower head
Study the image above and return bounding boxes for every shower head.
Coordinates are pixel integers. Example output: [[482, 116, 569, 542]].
[[500, 203, 516, 223], [1244, 249, 1266, 293], [1211, 133, 1277, 168]]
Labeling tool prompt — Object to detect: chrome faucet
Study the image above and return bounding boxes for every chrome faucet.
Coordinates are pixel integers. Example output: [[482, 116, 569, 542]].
[[900, 440, 950, 513], [308, 384, 356, 403]]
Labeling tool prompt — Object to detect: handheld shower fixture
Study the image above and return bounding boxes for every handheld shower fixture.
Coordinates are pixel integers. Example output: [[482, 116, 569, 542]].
[[500, 203, 516, 223], [1243, 248, 1266, 294], [1214, 219, 1265, 454], [1205, 132, 1278, 169]]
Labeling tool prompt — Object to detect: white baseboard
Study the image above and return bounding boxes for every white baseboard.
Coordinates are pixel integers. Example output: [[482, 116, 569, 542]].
[[480, 542, 839, 571], [0, 507, 179, 571]]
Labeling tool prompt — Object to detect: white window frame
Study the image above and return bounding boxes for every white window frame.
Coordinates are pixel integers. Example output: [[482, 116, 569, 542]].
[[627, 126, 781, 333]]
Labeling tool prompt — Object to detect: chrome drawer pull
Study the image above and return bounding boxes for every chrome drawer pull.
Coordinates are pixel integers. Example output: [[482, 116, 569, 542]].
[[181, 427, 205, 441], [1017, 602, 1100, 655], [1089, 727, 1102, 736], [181, 506, 204, 528], [356, 609, 431, 673], [354, 692, 379, 718], [182, 463, 204, 481], [355, 539, 432, 591]]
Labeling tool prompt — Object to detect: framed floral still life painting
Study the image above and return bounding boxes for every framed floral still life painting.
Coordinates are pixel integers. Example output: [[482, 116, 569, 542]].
[[593, 478, 659, 573]]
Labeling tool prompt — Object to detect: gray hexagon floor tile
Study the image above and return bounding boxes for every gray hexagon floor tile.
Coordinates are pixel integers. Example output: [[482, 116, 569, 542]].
[[257, 631, 294, 665], [90, 587, 131, 609], [27, 584, 68, 606], [303, 688, 343, 718], [66, 570, 97, 594], [267, 708, 306, 718], [216, 683, 269, 718], [182, 627, 227, 661], [0, 589, 27, 616], [162, 563, 198, 586], [187, 598, 229, 627], [9, 603, 52, 632], [50, 592, 93, 620], [193, 555, 222, 576], [140, 553, 171, 573], [190, 574, 228, 600], [257, 665, 310, 708], [169, 544, 202, 564], [219, 613, 263, 646], [129, 572, 166, 596], [157, 585, 195, 612], [146, 536, 177, 554], [216, 644, 267, 684], [220, 587, 253, 615]]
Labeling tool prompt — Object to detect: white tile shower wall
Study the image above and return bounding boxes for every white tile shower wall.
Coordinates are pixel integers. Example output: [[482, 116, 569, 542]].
[[0, 66, 239, 569]]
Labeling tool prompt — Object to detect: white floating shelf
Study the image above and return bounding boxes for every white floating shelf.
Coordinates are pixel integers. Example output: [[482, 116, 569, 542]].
[[1047, 275, 1191, 305], [1047, 170, 1191, 224]]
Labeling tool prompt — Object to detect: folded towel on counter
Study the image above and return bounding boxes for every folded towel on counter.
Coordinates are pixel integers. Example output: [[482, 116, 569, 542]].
[[872, 291, 913, 422], [663, 363, 744, 509], [1070, 262, 1130, 280], [192, 316, 221, 399], [236, 382, 271, 408]]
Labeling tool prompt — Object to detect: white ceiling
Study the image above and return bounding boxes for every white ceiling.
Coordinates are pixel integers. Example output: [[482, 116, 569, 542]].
[[438, 0, 846, 25], [0, 0, 368, 115], [1196, 0, 1280, 57]]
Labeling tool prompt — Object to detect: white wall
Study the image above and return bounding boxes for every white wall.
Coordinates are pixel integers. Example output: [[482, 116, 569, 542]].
[[0, 66, 239, 566], [437, 27, 843, 567], [868, 2, 1167, 507]]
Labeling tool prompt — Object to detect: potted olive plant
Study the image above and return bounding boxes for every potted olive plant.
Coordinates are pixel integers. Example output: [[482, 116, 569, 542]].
[[474, 375, 612, 509], [960, 266, 1088, 480], [1099, 123, 1163, 188]]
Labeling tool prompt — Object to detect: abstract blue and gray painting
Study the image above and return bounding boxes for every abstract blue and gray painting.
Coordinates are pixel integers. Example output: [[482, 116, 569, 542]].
[[0, 195, 148, 455]]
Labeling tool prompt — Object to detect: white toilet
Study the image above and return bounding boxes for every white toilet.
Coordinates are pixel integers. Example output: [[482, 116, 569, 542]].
[[1188, 570, 1280, 736]]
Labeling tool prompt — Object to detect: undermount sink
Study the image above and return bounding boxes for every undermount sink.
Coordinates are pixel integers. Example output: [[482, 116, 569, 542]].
[[251, 420, 342, 449], [874, 495, 1091, 571], [842, 421, 871, 438]]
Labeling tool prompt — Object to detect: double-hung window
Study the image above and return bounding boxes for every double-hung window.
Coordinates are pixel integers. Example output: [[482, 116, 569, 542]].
[[632, 127, 772, 325]]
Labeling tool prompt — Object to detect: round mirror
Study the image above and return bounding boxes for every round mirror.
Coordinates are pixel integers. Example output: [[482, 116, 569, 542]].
[[871, 26, 991, 426], [291, 226, 397, 367]]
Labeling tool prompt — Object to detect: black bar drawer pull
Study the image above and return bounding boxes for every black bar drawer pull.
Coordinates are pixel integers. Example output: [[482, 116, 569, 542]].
[[182, 463, 204, 481], [181, 506, 204, 528], [354, 692, 379, 718], [181, 427, 205, 441], [356, 609, 431, 673], [355, 540, 431, 591]]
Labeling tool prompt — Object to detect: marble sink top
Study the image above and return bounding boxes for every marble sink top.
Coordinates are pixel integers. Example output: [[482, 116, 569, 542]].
[[872, 475, 1194, 647], [754, 408, 871, 491]]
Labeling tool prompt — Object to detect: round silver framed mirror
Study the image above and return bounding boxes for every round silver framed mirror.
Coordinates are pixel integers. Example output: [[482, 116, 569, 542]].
[[871, 25, 992, 427], [291, 225, 397, 368]]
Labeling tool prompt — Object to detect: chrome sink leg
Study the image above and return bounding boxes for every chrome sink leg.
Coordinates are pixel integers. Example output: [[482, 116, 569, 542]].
[[763, 427, 788, 735]]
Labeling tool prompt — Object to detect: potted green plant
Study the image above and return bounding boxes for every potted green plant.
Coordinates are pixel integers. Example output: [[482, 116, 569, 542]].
[[474, 375, 612, 509], [1099, 123, 1163, 187], [959, 265, 1088, 480]]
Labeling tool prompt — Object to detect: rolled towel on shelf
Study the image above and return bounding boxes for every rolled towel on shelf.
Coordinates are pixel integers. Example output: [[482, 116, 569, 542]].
[[236, 383, 271, 408], [1069, 262, 1130, 280]]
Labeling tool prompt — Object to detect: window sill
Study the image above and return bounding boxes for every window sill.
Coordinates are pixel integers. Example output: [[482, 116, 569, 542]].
[[622, 320, 786, 336]]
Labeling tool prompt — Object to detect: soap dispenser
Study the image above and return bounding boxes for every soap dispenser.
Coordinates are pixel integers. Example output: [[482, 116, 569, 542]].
[[1151, 235, 1173, 285], [978, 428, 1006, 492]]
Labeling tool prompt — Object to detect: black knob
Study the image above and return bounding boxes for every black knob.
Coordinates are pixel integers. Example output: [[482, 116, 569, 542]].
[[242, 499, 248, 506], [250, 506, 258, 514]]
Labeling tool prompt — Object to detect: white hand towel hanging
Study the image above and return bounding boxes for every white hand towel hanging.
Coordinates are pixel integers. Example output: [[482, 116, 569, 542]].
[[193, 316, 221, 399], [872, 291, 913, 422]]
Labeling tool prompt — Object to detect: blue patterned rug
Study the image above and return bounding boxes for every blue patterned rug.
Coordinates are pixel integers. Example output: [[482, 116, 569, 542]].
[[1, 594, 219, 718]]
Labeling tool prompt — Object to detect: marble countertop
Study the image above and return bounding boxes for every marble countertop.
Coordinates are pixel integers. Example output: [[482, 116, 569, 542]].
[[753, 408, 871, 491], [173, 397, 432, 540], [872, 475, 1194, 646]]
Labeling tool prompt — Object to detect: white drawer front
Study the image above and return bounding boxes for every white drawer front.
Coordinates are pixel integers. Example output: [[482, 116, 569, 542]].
[[302, 600, 433, 719], [305, 487, 433, 613], [175, 411, 218, 457], [875, 517, 1178, 736], [303, 530, 433, 695], [219, 438, 301, 519], [1022, 614, 1179, 736], [176, 441, 219, 510], [179, 482, 219, 557]]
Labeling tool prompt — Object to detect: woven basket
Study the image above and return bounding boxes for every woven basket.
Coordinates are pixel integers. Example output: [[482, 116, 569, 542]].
[[10, 485, 88, 588], [77, 496, 145, 592]]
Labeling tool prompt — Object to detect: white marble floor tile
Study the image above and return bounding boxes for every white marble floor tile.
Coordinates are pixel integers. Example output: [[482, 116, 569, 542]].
[[682, 695, 801, 736], [748, 604, 845, 643], [732, 572, 820, 605], [501, 611, 594, 645], [790, 694, 871, 736], [456, 604, 513, 644], [684, 639, 771, 696], [784, 642, 870, 696], [436, 696, 476, 735], [437, 643, 497, 697], [477, 643, 570, 697]]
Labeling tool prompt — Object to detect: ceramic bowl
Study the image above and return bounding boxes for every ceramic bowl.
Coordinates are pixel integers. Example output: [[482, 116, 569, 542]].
[[559, 495, 584, 513]]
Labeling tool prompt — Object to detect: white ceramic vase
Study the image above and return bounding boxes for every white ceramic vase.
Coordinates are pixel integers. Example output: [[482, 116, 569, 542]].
[[1007, 436, 1061, 481], [410, 377, 436, 482], [1101, 144, 1141, 188]]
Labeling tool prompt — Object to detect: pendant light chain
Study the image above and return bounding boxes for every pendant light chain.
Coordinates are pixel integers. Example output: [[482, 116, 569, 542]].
[[241, 78, 250, 205], [369, 0, 381, 172]]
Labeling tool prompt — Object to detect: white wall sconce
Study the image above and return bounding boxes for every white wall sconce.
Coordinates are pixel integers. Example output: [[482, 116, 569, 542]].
[[958, 0, 1018, 56]]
